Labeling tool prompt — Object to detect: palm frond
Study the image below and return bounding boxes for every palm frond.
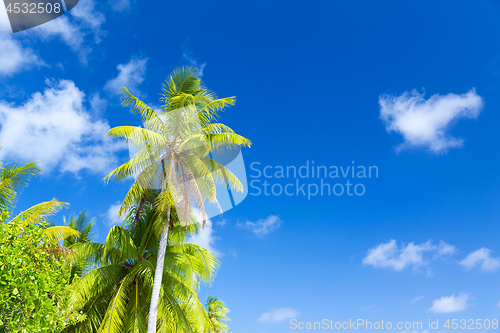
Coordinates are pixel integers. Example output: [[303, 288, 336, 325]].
[[121, 87, 161, 123], [12, 198, 68, 226], [43, 226, 81, 243], [0, 161, 41, 210]]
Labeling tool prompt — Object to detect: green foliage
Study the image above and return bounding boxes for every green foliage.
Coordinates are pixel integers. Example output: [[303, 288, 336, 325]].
[[0, 210, 82, 332], [63, 211, 98, 281], [206, 296, 230, 333], [105, 66, 251, 222], [0, 160, 41, 211], [63, 201, 219, 333], [103, 67, 248, 333]]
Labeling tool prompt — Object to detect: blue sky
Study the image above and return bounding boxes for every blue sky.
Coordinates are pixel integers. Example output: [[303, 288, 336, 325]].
[[2, 0, 500, 332]]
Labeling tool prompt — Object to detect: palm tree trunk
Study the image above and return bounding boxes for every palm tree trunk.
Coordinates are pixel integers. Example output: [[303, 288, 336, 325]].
[[146, 223, 169, 333]]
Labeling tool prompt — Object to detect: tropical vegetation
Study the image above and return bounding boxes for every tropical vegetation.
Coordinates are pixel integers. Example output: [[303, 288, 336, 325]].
[[104, 66, 249, 333], [0, 160, 82, 332], [205, 296, 230, 333], [0, 67, 245, 332]]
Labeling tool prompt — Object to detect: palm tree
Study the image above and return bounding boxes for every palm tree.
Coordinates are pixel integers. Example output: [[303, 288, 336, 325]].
[[8, 198, 80, 244], [63, 211, 96, 246], [15, 199, 82, 257], [64, 200, 218, 333], [0, 153, 81, 248], [206, 296, 230, 333], [104, 66, 250, 333], [0, 155, 80, 247], [63, 211, 97, 281], [0, 157, 41, 210]]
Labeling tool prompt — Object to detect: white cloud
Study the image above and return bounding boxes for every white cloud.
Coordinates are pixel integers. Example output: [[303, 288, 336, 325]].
[[0, 79, 125, 174], [0, 3, 11, 32], [185, 211, 221, 257], [459, 248, 500, 272], [237, 215, 283, 237], [32, 0, 105, 63], [360, 304, 377, 311], [362, 239, 455, 271], [379, 89, 483, 153], [257, 307, 300, 323], [110, 0, 131, 11], [70, 0, 106, 39], [0, 34, 44, 76], [182, 48, 205, 76], [429, 293, 470, 313], [89, 92, 107, 115], [105, 57, 148, 95], [215, 219, 227, 227], [436, 241, 458, 257], [106, 201, 122, 226], [409, 296, 424, 304]]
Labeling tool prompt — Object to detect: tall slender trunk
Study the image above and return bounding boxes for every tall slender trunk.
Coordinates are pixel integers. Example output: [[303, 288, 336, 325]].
[[146, 221, 169, 333], [147, 157, 172, 333]]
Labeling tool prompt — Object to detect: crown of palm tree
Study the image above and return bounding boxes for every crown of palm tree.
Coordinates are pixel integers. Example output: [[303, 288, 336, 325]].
[[206, 296, 231, 333], [104, 66, 250, 227]]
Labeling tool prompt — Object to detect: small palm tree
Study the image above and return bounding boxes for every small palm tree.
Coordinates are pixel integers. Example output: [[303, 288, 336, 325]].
[[0, 155, 79, 247], [0, 157, 41, 210], [16, 199, 81, 259], [63, 211, 97, 281], [104, 67, 250, 333], [64, 200, 218, 333], [63, 211, 96, 246], [8, 198, 79, 244], [206, 297, 230, 333]]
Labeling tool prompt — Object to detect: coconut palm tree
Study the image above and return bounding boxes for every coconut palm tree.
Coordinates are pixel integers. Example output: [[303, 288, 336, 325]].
[[206, 296, 230, 333], [104, 66, 250, 333], [64, 200, 219, 333]]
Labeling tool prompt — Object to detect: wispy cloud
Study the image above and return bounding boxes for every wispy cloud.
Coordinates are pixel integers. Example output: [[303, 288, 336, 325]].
[[379, 89, 483, 153], [32, 0, 105, 63], [106, 201, 122, 226], [215, 219, 227, 227], [110, 0, 132, 11], [459, 248, 500, 272], [360, 304, 377, 311], [436, 241, 458, 257], [428, 293, 471, 313], [409, 296, 424, 304], [105, 57, 148, 95], [182, 44, 205, 76], [237, 215, 283, 237], [0, 34, 44, 76], [257, 307, 300, 323], [186, 211, 221, 257], [89, 92, 107, 115], [362, 239, 455, 271], [0, 79, 125, 175]]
